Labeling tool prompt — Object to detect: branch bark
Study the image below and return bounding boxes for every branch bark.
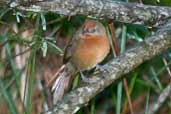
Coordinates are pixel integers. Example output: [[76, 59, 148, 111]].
[[1, 0, 171, 27], [43, 22, 171, 114], [147, 82, 171, 114]]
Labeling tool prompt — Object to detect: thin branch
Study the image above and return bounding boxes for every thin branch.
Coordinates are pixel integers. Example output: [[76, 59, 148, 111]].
[[43, 21, 171, 114], [0, 0, 170, 27], [108, 22, 120, 55], [162, 58, 171, 78], [147, 82, 171, 114]]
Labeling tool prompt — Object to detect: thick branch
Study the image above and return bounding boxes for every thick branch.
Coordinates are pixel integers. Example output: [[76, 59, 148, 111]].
[[1, 0, 171, 27], [43, 22, 171, 114]]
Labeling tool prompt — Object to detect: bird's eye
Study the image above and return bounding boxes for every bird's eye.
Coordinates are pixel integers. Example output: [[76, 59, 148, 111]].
[[90, 28, 96, 33], [82, 28, 96, 34]]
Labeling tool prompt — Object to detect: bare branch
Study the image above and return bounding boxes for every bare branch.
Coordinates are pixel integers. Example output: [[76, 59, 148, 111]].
[[147, 83, 171, 114], [0, 0, 171, 27], [43, 22, 171, 114]]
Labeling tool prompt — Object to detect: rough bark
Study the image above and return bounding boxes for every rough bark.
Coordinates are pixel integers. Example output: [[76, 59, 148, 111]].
[[0, 0, 171, 27], [147, 83, 171, 114], [43, 22, 171, 114]]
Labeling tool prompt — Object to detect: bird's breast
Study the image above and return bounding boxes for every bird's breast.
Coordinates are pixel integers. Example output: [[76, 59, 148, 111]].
[[71, 36, 110, 71]]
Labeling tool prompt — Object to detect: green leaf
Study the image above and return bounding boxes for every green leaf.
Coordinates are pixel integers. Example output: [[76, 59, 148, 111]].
[[24, 50, 36, 114], [15, 12, 23, 23], [150, 66, 163, 90], [40, 13, 46, 31], [121, 25, 127, 53], [41, 40, 48, 57], [47, 41, 63, 55], [0, 80, 18, 114], [116, 82, 123, 114]]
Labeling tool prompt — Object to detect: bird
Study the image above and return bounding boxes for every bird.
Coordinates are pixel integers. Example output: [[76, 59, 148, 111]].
[[51, 19, 110, 103]]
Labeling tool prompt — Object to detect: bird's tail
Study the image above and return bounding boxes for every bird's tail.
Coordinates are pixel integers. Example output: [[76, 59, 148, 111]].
[[51, 63, 76, 104]]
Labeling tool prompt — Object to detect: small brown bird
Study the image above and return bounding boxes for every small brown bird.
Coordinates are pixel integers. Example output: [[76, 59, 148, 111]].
[[51, 19, 110, 103]]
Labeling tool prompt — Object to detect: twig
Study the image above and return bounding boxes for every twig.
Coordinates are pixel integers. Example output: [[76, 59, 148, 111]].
[[108, 22, 120, 55], [162, 57, 171, 78], [147, 83, 171, 114]]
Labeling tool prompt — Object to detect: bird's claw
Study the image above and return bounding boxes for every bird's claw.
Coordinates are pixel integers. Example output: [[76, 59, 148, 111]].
[[95, 64, 105, 72], [80, 72, 99, 83]]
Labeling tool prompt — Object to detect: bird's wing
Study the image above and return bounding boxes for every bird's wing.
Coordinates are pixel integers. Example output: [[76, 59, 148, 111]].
[[63, 28, 81, 64]]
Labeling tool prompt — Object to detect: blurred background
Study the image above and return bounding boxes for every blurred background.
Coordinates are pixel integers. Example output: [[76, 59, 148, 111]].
[[0, 0, 171, 114]]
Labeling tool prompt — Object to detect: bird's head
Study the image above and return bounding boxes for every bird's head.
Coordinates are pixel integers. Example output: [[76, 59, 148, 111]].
[[80, 20, 106, 38]]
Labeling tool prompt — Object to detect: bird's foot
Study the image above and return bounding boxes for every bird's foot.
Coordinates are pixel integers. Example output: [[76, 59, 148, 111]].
[[95, 64, 105, 72], [80, 72, 98, 83]]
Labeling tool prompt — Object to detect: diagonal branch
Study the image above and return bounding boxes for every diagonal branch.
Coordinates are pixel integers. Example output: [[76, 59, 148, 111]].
[[147, 82, 171, 114], [43, 22, 171, 114], [0, 0, 171, 27]]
